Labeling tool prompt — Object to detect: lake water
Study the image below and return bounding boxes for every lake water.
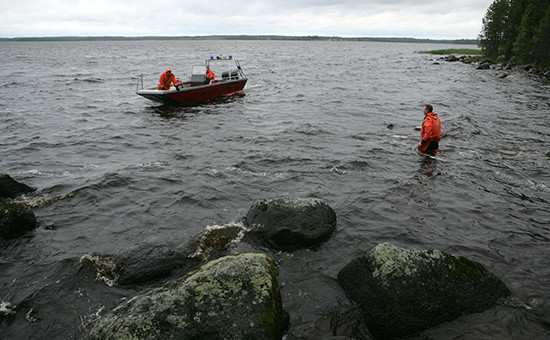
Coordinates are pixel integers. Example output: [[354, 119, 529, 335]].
[[1, 39, 549, 339]]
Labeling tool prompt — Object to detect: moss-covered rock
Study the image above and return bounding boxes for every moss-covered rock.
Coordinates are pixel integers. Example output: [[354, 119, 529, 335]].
[[0, 202, 37, 239], [243, 197, 336, 250], [337, 242, 511, 338], [188, 223, 249, 262], [84, 253, 289, 340]]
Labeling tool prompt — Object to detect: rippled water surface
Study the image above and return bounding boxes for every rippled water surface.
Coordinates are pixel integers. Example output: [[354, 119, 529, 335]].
[[1, 40, 549, 339]]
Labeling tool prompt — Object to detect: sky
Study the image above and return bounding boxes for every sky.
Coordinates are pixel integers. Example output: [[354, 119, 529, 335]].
[[0, 0, 494, 39]]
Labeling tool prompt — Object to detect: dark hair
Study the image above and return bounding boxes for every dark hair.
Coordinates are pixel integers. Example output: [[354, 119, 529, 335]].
[[424, 104, 433, 113]]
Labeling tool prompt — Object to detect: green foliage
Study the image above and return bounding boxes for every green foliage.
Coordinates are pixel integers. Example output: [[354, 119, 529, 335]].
[[480, 0, 510, 56], [481, 0, 550, 67], [533, 6, 550, 67]]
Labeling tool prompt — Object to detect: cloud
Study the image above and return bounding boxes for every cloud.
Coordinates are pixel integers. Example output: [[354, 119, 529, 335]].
[[0, 0, 493, 39]]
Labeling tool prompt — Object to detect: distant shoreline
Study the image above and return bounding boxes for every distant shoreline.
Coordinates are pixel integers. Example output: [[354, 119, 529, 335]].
[[0, 35, 478, 45]]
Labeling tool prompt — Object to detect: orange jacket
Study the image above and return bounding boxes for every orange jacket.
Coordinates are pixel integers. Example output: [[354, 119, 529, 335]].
[[420, 112, 441, 142], [206, 69, 215, 82], [157, 70, 177, 90]]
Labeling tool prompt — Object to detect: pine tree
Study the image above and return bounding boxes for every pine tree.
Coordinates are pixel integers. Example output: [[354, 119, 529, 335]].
[[512, 0, 548, 64], [532, 5, 550, 67], [503, 0, 528, 57], [480, 0, 510, 57]]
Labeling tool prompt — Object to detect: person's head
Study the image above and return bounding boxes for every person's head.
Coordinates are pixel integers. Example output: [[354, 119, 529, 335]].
[[166, 68, 172, 74], [424, 104, 433, 114]]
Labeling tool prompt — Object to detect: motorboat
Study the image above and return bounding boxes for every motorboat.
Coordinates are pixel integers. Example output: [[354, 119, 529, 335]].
[[136, 56, 247, 105]]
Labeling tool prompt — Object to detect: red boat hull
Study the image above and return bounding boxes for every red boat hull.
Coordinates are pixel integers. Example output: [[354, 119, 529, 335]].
[[137, 78, 247, 105]]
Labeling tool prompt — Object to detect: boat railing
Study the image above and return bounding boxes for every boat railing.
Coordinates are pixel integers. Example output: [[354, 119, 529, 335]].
[[137, 74, 144, 91]]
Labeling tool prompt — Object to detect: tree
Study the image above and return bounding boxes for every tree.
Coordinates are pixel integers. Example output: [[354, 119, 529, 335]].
[[512, 0, 548, 64], [532, 5, 550, 67], [479, 0, 510, 57], [502, 0, 528, 57]]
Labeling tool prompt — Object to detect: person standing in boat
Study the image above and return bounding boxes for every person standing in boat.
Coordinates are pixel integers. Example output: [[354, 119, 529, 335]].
[[157, 68, 177, 90], [417, 104, 441, 153], [206, 66, 215, 83]]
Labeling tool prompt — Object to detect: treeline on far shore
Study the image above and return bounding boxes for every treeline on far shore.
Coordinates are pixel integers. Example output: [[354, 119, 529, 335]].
[[0, 35, 478, 45]]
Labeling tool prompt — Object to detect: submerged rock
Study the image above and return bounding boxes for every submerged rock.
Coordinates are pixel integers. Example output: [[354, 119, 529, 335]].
[[0, 173, 36, 200], [0, 202, 37, 239], [81, 223, 250, 286], [337, 242, 510, 338], [80, 243, 199, 286], [84, 253, 289, 340], [244, 197, 336, 250]]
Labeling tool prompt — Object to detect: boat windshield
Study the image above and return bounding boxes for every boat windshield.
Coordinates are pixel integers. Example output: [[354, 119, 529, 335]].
[[206, 57, 243, 81], [192, 65, 206, 75]]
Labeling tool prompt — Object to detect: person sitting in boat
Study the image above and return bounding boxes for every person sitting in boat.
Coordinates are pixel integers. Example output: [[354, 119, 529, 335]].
[[157, 68, 178, 90], [206, 66, 215, 84]]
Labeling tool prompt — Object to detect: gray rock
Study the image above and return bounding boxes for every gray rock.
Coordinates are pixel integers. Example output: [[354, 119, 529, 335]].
[[445, 55, 459, 62], [81, 244, 199, 286], [80, 223, 250, 286], [0, 173, 35, 200], [244, 198, 336, 250], [84, 253, 289, 340], [0, 202, 37, 239], [337, 242, 510, 339], [477, 63, 491, 70], [188, 223, 249, 262], [505, 61, 518, 70]]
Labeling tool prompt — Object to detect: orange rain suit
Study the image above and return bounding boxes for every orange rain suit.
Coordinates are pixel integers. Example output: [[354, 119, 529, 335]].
[[157, 69, 177, 90], [206, 69, 215, 82], [417, 112, 441, 152]]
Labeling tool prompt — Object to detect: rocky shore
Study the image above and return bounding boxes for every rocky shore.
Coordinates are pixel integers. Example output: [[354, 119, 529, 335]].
[[438, 54, 550, 81], [1, 174, 512, 339]]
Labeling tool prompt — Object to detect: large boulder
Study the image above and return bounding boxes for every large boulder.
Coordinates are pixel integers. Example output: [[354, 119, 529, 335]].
[[243, 198, 336, 250], [337, 242, 511, 338], [84, 253, 289, 340], [0, 202, 37, 239], [0, 173, 35, 199]]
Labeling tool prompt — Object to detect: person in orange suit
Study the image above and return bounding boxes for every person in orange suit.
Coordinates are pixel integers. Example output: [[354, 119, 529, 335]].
[[417, 104, 441, 153], [157, 68, 177, 90], [206, 66, 215, 83]]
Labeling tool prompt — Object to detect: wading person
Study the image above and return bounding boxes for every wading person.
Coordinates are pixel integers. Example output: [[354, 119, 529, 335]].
[[417, 104, 441, 153], [157, 68, 178, 90]]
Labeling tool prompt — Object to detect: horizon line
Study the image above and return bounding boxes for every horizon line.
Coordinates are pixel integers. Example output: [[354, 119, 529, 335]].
[[0, 34, 479, 43]]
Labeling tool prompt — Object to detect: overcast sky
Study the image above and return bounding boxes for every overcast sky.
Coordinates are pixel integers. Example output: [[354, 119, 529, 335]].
[[0, 0, 493, 39]]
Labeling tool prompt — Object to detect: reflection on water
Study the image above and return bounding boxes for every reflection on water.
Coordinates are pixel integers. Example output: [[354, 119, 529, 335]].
[[417, 154, 441, 178]]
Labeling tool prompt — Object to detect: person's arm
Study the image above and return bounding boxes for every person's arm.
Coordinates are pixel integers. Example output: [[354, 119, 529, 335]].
[[420, 117, 432, 141]]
